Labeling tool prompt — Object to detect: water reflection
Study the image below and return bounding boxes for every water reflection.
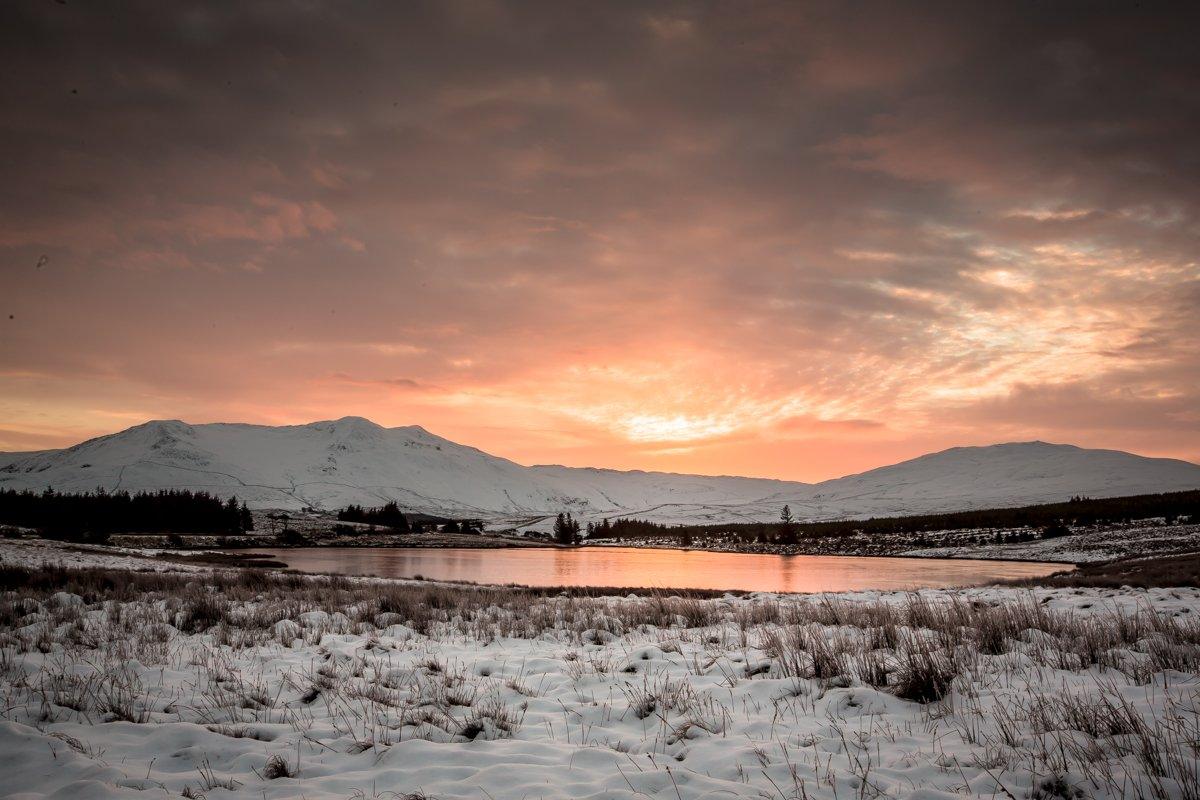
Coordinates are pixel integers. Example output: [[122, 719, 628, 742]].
[[253, 547, 1068, 593]]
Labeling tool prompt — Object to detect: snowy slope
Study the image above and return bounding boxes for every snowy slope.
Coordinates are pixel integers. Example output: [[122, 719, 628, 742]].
[[1, 418, 1198, 526], [706, 441, 1200, 523], [0, 417, 794, 520], [798, 441, 1200, 518]]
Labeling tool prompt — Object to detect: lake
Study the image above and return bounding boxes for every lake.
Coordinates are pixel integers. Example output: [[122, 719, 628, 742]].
[[254, 546, 1069, 593]]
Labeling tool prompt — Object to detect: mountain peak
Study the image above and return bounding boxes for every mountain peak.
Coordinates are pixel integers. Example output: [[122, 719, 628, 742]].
[[993, 440, 1070, 449], [123, 419, 196, 440], [330, 415, 381, 427], [945, 440, 1064, 452], [135, 418, 190, 430], [304, 416, 385, 433]]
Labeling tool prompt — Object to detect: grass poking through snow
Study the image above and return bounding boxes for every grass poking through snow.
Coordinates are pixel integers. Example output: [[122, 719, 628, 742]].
[[1, 562, 1199, 799]]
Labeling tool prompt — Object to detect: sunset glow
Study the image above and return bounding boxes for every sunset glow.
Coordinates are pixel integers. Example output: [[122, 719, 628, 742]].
[[2, 2, 1198, 481]]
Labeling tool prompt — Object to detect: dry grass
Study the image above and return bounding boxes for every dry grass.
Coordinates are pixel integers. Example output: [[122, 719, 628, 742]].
[[4, 565, 1199, 676], [1015, 552, 1200, 589], [4, 563, 1200, 800], [262, 753, 294, 780]]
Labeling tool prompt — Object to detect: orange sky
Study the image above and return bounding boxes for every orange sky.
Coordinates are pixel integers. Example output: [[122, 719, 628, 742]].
[[2, 2, 1198, 481]]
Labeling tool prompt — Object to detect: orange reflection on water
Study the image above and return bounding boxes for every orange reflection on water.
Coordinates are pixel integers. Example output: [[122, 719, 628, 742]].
[[256, 547, 1067, 593]]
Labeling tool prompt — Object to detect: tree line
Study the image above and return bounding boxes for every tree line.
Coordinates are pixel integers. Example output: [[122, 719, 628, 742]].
[[550, 515, 668, 545], [337, 501, 411, 531], [584, 490, 1200, 543], [336, 502, 481, 534], [0, 488, 252, 542]]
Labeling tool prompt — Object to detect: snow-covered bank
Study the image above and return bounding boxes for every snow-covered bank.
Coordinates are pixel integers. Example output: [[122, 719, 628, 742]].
[[588, 521, 1200, 564], [0, 536, 213, 574], [904, 521, 1200, 563], [1, 549, 1199, 799]]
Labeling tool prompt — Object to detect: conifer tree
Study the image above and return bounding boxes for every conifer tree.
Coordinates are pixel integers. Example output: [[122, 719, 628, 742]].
[[553, 512, 581, 545], [778, 504, 797, 545]]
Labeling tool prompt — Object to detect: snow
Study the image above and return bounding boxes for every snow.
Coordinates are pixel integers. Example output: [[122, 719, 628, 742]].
[[902, 522, 1200, 563], [2, 418, 1197, 530], [0, 537, 211, 574], [1, 543, 1199, 800]]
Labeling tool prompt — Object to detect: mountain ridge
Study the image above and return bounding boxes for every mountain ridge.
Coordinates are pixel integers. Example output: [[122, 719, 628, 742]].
[[2, 417, 1198, 530]]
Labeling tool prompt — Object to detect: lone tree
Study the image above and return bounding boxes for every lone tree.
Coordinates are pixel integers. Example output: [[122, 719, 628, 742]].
[[778, 504, 797, 545], [553, 512, 581, 545]]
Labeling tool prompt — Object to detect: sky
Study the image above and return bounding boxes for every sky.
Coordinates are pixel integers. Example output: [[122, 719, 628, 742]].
[[1, 1, 1198, 481]]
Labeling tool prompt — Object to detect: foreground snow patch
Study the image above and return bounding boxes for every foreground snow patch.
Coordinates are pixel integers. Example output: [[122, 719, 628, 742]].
[[2, 577, 1200, 799]]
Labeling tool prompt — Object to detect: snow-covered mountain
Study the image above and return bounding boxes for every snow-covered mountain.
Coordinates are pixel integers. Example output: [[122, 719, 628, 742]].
[[0, 418, 793, 524], [664, 441, 1200, 526], [2, 417, 1198, 529]]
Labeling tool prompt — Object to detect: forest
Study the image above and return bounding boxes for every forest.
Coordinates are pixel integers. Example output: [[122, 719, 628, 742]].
[[337, 501, 411, 530], [0, 488, 252, 541]]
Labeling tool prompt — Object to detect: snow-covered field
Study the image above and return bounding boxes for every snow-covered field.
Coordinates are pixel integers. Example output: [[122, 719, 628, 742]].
[[2, 540, 1199, 799], [904, 522, 1200, 563], [0, 536, 213, 574]]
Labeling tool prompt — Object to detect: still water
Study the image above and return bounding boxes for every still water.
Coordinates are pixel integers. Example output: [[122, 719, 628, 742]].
[[254, 546, 1069, 593]]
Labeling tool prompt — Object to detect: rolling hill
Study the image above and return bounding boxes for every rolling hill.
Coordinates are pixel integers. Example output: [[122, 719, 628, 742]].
[[2, 417, 1198, 530]]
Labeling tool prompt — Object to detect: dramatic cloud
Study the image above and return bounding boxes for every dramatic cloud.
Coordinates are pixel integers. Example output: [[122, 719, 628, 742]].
[[1, 0, 1197, 478]]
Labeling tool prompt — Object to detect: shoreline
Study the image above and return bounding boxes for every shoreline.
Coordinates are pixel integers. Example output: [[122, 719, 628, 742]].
[[29, 535, 1192, 596], [5, 537, 1073, 595], [577, 540, 1081, 565], [240, 543, 1074, 594], [18, 517, 1197, 569], [101, 530, 1081, 562]]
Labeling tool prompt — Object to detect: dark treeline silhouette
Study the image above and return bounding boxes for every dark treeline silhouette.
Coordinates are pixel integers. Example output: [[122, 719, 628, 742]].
[[587, 490, 1200, 542], [335, 503, 481, 534], [554, 512, 582, 544], [0, 488, 252, 541], [337, 501, 410, 531], [590, 517, 670, 538]]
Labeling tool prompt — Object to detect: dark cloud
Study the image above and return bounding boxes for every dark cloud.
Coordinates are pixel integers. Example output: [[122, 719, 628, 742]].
[[1, 0, 1197, 475], [948, 381, 1200, 433], [328, 373, 424, 390]]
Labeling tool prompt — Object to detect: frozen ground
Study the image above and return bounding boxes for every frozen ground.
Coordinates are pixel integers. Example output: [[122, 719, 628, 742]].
[[902, 522, 1200, 563], [0, 536, 212, 574], [1, 540, 1199, 799]]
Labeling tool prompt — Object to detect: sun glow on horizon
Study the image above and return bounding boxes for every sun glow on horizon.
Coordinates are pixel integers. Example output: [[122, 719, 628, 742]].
[[615, 413, 740, 443]]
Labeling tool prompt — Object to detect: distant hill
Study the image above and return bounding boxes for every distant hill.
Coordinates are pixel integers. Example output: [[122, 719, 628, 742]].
[[2, 418, 1198, 530]]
